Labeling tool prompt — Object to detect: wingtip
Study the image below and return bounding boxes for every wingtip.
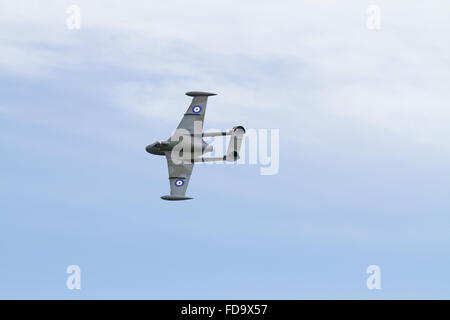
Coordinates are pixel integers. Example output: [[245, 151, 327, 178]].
[[161, 195, 193, 201], [185, 91, 217, 97]]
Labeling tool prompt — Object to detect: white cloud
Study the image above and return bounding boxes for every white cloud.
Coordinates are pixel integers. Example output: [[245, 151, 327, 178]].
[[1, 0, 450, 148], [2, 0, 450, 252]]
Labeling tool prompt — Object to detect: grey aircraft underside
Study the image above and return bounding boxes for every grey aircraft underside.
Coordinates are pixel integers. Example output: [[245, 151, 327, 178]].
[[145, 91, 245, 200]]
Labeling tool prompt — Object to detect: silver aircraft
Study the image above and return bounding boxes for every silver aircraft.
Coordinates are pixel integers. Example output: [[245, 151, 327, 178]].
[[145, 91, 245, 201]]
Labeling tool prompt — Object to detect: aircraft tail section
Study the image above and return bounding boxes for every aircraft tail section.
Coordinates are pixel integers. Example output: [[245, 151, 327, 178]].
[[226, 126, 245, 161]]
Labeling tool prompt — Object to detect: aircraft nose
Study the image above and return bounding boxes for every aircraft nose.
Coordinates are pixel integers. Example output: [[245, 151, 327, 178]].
[[145, 144, 153, 153]]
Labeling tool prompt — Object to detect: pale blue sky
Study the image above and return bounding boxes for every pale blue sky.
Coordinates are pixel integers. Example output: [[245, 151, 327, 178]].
[[1, 0, 450, 299]]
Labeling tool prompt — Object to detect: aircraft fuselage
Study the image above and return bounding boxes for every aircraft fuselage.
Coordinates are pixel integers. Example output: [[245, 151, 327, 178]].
[[145, 136, 212, 156]]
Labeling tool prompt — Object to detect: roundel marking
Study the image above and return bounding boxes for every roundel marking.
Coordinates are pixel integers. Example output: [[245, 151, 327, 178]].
[[192, 105, 202, 113], [174, 179, 184, 187]]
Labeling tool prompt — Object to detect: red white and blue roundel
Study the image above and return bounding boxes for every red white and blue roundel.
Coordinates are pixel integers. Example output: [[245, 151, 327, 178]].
[[174, 179, 184, 187], [192, 105, 202, 113]]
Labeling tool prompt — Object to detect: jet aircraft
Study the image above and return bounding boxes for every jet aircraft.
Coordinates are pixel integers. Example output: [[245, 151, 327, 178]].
[[145, 91, 245, 200]]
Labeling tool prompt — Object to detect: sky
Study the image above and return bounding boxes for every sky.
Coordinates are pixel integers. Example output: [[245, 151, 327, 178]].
[[1, 0, 450, 299]]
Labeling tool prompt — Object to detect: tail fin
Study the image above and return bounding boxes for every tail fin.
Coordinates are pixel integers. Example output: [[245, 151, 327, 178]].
[[226, 126, 245, 161]]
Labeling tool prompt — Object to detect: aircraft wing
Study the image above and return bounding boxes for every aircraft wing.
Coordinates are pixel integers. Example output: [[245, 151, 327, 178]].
[[173, 91, 217, 136], [162, 91, 216, 200], [161, 151, 195, 200]]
